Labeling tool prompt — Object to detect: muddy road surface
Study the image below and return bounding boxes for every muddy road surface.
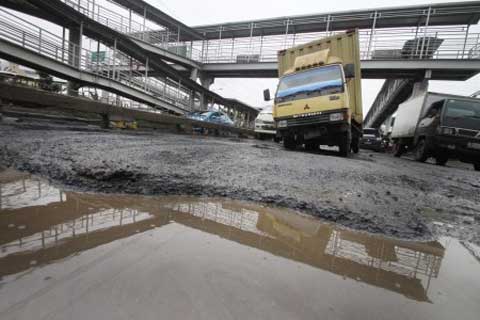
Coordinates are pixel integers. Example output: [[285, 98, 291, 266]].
[[1, 178, 479, 320], [1, 121, 479, 244]]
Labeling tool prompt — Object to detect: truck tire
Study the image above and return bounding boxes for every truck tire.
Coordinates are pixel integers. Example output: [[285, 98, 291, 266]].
[[392, 143, 405, 157], [435, 155, 448, 166], [351, 136, 359, 154], [305, 141, 319, 151], [474, 163, 480, 171], [338, 132, 351, 157], [414, 139, 429, 163], [283, 136, 296, 150]]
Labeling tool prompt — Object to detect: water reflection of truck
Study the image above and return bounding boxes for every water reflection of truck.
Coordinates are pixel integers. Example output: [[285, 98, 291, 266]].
[[392, 92, 480, 171], [264, 30, 363, 157]]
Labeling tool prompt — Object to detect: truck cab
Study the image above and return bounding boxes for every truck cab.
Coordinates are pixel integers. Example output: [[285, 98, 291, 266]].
[[267, 31, 363, 157], [414, 98, 480, 170]]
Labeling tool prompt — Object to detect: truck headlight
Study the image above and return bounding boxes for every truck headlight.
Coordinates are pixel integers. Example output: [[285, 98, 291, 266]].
[[329, 112, 344, 122], [277, 120, 288, 128], [442, 127, 455, 135]]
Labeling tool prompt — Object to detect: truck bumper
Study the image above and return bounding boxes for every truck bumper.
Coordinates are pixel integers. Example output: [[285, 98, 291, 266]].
[[434, 135, 480, 163], [359, 140, 385, 152]]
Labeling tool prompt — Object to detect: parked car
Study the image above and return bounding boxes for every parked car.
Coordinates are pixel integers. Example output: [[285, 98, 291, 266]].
[[187, 111, 234, 126], [360, 128, 385, 152], [254, 106, 277, 141]]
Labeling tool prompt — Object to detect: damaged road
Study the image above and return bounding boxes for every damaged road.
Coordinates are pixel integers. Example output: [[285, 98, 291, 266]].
[[1, 120, 479, 244]]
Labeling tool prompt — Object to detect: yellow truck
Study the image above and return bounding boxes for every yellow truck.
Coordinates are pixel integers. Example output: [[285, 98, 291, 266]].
[[264, 30, 363, 156]]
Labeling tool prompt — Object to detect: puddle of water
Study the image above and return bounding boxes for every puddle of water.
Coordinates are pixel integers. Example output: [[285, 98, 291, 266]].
[[0, 170, 479, 320]]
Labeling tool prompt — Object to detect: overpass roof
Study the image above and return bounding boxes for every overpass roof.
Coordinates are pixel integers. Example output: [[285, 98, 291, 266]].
[[188, 1, 480, 41]]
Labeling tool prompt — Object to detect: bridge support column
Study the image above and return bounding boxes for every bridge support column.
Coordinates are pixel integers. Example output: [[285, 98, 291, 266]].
[[189, 90, 196, 110], [0, 99, 4, 122], [199, 94, 209, 111], [411, 79, 429, 98], [101, 114, 110, 129], [245, 112, 250, 129], [190, 68, 199, 81], [67, 24, 83, 96], [200, 75, 214, 90]]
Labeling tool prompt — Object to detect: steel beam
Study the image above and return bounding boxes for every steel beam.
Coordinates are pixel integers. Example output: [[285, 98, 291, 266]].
[[129, 38, 201, 69], [199, 60, 480, 80], [189, 2, 480, 41]]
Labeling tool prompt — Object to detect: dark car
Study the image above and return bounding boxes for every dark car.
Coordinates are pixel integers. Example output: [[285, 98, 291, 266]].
[[360, 128, 385, 152]]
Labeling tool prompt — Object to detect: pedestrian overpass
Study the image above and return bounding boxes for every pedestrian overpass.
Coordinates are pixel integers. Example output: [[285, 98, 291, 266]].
[[1, 0, 480, 129]]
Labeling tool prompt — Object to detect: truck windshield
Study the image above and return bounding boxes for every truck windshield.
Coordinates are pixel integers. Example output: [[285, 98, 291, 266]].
[[363, 129, 380, 137], [275, 65, 344, 103], [443, 99, 480, 130]]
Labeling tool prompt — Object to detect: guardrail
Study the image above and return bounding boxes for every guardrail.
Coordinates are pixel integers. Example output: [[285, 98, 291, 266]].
[[192, 26, 480, 64], [61, 0, 480, 66], [60, 0, 203, 61], [0, 8, 196, 112], [0, 81, 256, 135]]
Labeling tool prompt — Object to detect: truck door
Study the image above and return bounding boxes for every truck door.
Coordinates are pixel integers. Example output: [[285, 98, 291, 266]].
[[417, 100, 444, 140]]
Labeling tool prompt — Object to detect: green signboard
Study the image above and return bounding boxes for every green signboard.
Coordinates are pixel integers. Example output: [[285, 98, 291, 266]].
[[91, 51, 106, 63]]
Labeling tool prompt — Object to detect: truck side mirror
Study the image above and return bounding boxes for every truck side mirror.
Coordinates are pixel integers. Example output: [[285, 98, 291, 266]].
[[263, 89, 271, 102], [344, 64, 355, 79]]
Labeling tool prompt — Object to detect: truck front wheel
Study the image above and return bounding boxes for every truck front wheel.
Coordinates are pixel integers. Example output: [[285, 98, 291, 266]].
[[351, 136, 359, 154], [435, 155, 448, 166], [338, 132, 351, 157], [414, 139, 429, 163], [392, 142, 405, 157], [283, 136, 296, 150], [305, 141, 319, 151]]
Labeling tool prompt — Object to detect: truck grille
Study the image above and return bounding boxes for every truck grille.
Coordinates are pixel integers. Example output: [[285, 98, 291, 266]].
[[284, 114, 331, 127], [457, 129, 479, 138]]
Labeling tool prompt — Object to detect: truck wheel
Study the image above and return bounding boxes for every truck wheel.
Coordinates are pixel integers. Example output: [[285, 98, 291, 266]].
[[283, 136, 296, 150], [414, 139, 429, 163], [305, 141, 319, 151], [392, 143, 405, 157], [435, 155, 448, 166], [338, 132, 351, 157], [351, 136, 360, 154], [474, 163, 480, 171]]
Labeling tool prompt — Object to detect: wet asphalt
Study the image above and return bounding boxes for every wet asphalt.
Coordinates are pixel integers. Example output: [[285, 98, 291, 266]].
[[0, 120, 479, 244]]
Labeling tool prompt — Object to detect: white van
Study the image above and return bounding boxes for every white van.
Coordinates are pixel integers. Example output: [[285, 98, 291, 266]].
[[254, 106, 277, 140]]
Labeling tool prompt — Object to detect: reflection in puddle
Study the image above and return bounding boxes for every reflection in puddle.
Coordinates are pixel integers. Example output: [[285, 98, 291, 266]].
[[0, 170, 479, 320]]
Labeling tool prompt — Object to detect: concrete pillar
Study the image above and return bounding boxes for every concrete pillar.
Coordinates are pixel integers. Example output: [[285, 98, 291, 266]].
[[200, 75, 214, 90], [411, 79, 429, 98], [190, 68, 199, 81], [189, 90, 196, 110], [0, 99, 4, 122], [68, 25, 82, 96], [101, 114, 110, 129], [199, 94, 209, 111]]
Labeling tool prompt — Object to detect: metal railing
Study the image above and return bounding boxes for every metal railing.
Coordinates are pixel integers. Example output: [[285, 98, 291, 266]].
[[0, 8, 195, 112], [61, 0, 480, 66], [60, 0, 203, 60], [191, 26, 480, 64]]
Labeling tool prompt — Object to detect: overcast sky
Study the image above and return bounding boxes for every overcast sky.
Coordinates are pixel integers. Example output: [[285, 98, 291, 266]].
[[148, 0, 480, 113]]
